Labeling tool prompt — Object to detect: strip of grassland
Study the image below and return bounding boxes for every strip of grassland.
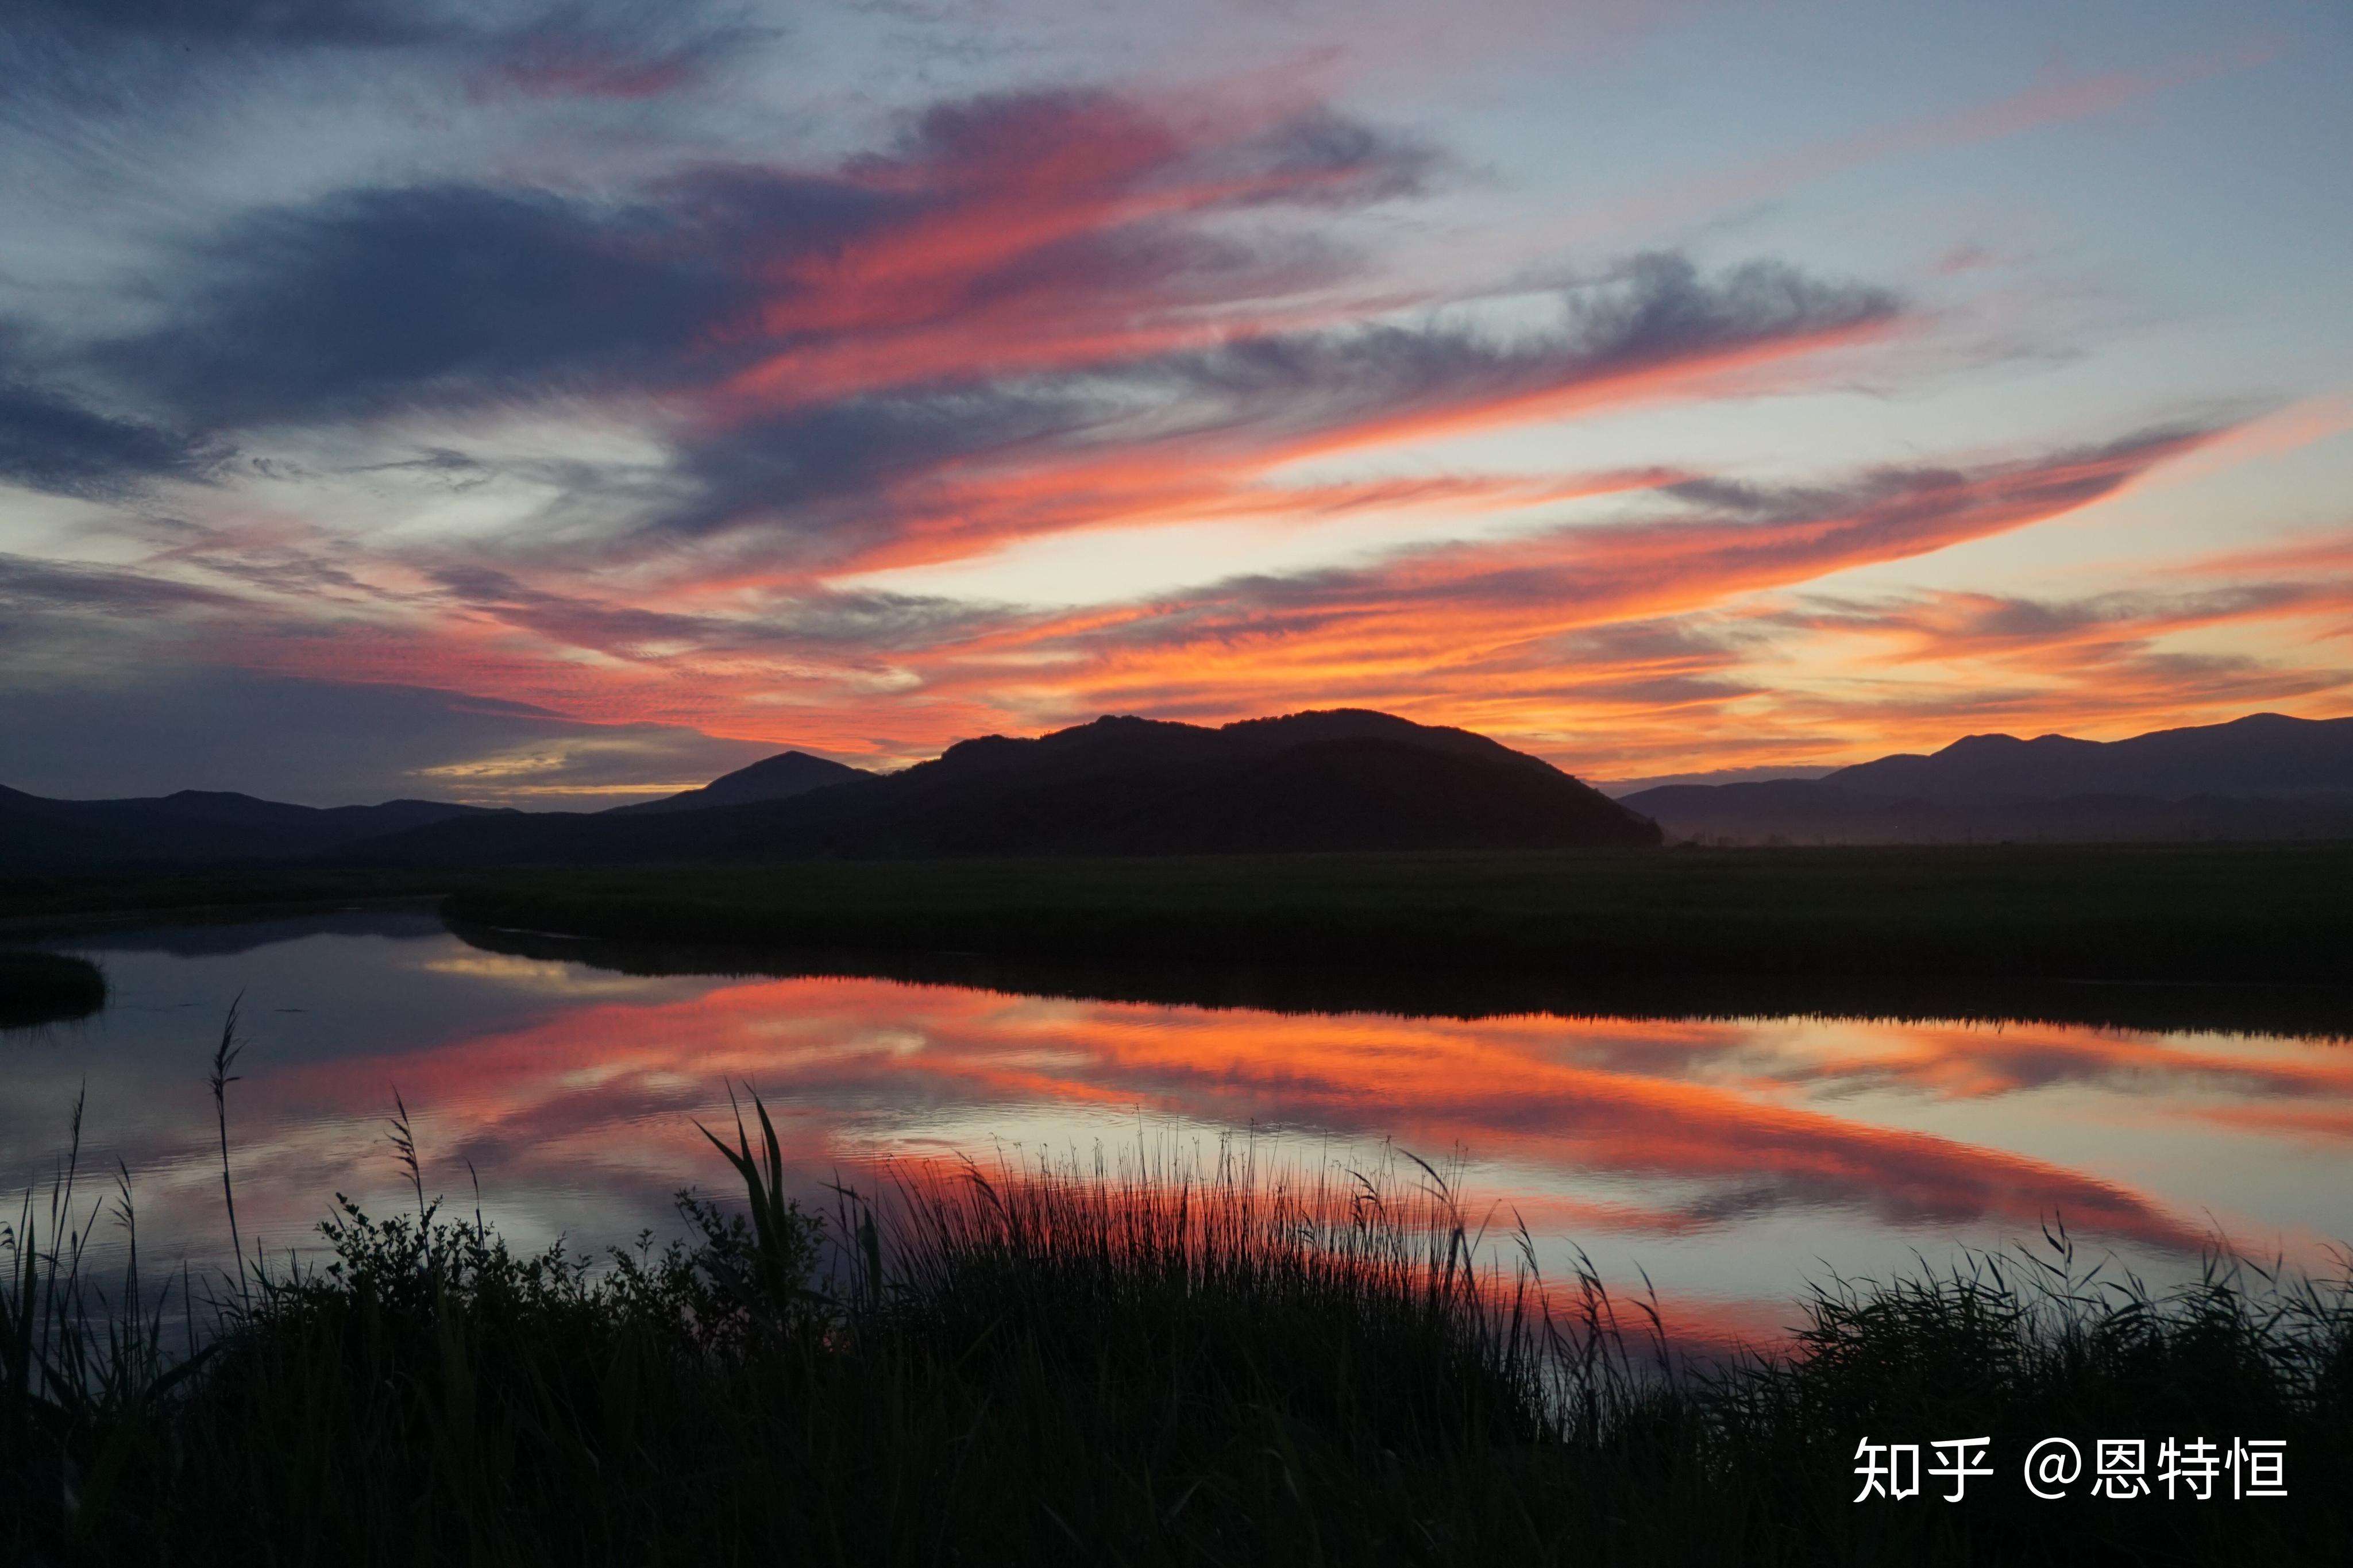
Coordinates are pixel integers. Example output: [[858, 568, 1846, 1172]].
[[445, 843, 2353, 988]]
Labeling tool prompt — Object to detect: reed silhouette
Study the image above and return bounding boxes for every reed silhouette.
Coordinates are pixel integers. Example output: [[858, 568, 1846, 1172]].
[[4, 1059, 2349, 1563]]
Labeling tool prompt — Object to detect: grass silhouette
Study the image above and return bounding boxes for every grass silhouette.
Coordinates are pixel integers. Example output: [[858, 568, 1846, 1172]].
[[3, 1083, 2350, 1565], [445, 842, 2353, 991]]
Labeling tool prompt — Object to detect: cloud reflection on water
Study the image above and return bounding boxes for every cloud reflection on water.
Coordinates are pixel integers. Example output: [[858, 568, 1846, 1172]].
[[7, 914, 2350, 1336]]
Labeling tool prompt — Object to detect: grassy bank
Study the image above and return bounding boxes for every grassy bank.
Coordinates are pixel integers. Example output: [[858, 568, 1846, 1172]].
[[0, 868, 465, 934], [446, 842, 2353, 989], [0, 949, 106, 1029], [458, 917, 2353, 1037], [13, 847, 2350, 1033], [6, 1101, 2349, 1566]]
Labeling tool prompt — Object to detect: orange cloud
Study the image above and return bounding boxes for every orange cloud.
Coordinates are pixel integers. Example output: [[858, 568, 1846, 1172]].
[[164, 421, 2278, 780]]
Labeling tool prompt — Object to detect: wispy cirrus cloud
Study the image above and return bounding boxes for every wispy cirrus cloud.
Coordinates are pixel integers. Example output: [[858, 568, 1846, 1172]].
[[1744, 533, 2353, 747], [53, 82, 1903, 600], [3, 18, 2344, 802], [98, 88, 1432, 434], [902, 426, 2220, 721], [1552, 43, 2279, 253], [629, 249, 1899, 576], [0, 337, 225, 498], [59, 420, 2221, 777], [6, 0, 766, 103]]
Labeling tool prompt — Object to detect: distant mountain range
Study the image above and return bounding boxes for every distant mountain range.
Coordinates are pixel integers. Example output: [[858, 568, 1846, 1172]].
[[7, 709, 2346, 871], [0, 785, 491, 870], [1622, 713, 2353, 843], [0, 709, 1657, 870], [602, 751, 867, 816]]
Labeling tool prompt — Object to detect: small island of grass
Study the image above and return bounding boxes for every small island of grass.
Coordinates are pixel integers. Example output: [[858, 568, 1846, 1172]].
[[0, 948, 105, 1029]]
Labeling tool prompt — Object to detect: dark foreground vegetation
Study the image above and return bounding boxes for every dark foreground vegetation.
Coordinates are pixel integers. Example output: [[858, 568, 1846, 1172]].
[[0, 950, 105, 1029], [0, 867, 462, 933], [446, 841, 2353, 990], [6, 1100, 2349, 1566]]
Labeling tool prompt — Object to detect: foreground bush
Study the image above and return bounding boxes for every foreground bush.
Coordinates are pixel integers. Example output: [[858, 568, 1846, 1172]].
[[5, 1101, 2348, 1566]]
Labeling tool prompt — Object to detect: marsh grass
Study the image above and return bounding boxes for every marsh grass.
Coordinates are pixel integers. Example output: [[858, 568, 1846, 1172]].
[[442, 843, 2353, 994], [3, 1091, 2349, 1566]]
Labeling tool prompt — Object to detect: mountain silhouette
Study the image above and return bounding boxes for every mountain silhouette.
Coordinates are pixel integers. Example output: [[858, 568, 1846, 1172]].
[[1623, 712, 2353, 843], [1824, 712, 2353, 801], [0, 786, 488, 870], [602, 751, 866, 816], [27, 708, 2336, 867], [350, 709, 1661, 864]]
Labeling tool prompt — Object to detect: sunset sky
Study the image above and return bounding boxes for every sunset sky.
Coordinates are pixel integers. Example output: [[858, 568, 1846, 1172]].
[[4, 0, 2349, 805]]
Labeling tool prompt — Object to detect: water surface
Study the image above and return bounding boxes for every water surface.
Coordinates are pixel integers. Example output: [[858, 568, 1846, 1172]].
[[10, 911, 2351, 1341]]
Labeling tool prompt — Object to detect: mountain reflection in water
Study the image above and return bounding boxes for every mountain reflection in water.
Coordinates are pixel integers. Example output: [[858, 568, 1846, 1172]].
[[8, 910, 2350, 1343]]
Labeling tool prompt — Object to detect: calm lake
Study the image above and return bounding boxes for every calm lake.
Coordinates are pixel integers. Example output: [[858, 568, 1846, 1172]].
[[10, 908, 2351, 1343]]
